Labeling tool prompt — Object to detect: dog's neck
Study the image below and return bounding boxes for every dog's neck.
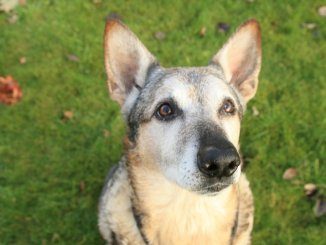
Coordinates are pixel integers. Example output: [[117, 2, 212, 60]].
[[126, 147, 239, 244]]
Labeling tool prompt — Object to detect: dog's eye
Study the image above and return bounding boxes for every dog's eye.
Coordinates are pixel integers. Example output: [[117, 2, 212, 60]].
[[156, 103, 175, 120], [221, 100, 235, 114]]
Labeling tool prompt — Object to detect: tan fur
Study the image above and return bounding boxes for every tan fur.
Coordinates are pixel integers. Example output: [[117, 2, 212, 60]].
[[127, 145, 253, 245]]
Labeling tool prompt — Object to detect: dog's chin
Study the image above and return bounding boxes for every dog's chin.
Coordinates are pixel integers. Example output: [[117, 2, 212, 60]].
[[195, 182, 231, 196], [192, 172, 241, 196]]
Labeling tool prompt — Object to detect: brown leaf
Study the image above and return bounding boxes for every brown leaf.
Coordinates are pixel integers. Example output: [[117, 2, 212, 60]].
[[19, 56, 26, 64], [0, 0, 19, 13], [154, 31, 166, 41], [302, 22, 317, 30], [282, 167, 298, 180], [63, 110, 73, 120], [199, 26, 206, 37], [106, 12, 122, 21], [66, 54, 79, 62], [0, 0, 24, 11], [314, 197, 326, 217], [0, 75, 23, 105], [216, 22, 230, 33], [318, 6, 326, 17], [252, 106, 259, 116], [304, 183, 318, 197]]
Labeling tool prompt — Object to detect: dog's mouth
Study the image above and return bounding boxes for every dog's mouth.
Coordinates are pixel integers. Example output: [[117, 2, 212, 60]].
[[195, 179, 232, 195], [193, 168, 240, 195]]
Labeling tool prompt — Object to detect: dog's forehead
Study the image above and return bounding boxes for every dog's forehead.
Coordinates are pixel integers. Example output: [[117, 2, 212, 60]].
[[154, 67, 235, 106]]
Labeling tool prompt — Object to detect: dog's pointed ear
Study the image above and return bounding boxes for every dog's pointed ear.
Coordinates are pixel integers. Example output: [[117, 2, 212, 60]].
[[210, 19, 261, 102], [104, 19, 157, 106]]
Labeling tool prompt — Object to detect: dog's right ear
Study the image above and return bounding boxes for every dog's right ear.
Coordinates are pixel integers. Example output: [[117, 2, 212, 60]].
[[104, 19, 157, 107]]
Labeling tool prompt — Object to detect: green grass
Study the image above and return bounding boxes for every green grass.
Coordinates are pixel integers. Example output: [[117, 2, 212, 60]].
[[0, 0, 325, 244]]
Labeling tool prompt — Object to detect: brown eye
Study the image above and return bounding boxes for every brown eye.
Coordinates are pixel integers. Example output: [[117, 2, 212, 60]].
[[157, 103, 173, 117], [155, 102, 177, 121], [222, 100, 235, 114]]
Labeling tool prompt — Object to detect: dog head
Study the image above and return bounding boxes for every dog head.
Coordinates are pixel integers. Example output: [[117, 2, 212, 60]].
[[104, 19, 261, 194]]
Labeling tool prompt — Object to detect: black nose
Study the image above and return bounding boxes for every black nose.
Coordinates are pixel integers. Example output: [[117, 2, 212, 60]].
[[197, 146, 240, 178]]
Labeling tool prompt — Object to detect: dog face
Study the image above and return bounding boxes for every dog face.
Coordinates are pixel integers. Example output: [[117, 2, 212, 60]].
[[104, 19, 261, 194]]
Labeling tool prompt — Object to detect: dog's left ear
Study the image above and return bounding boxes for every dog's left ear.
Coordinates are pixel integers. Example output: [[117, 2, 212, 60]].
[[211, 19, 261, 102]]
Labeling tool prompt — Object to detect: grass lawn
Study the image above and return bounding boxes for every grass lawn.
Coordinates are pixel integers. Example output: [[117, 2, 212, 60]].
[[0, 0, 325, 244]]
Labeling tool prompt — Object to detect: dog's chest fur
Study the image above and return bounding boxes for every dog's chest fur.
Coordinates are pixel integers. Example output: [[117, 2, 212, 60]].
[[129, 148, 238, 244], [132, 166, 238, 244]]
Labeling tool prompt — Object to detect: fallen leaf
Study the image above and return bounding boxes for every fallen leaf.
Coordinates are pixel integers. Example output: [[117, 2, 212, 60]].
[[106, 12, 122, 21], [103, 129, 111, 138], [63, 110, 73, 120], [7, 13, 18, 24], [304, 183, 318, 197], [302, 22, 317, 30], [0, 0, 19, 13], [318, 6, 326, 17], [314, 197, 326, 217], [282, 167, 297, 180], [154, 31, 166, 41], [19, 56, 26, 64], [79, 181, 85, 193], [270, 21, 277, 28], [0, 75, 23, 105], [199, 26, 206, 37], [252, 106, 259, 116], [66, 54, 79, 62], [216, 22, 230, 33]]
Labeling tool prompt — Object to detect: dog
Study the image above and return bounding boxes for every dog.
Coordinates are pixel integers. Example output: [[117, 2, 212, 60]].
[[98, 18, 261, 245]]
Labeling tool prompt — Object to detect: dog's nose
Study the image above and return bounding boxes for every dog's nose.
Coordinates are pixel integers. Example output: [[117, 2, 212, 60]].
[[197, 146, 240, 178]]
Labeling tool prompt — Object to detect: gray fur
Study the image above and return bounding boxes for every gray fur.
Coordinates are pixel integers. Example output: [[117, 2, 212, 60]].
[[98, 158, 146, 244]]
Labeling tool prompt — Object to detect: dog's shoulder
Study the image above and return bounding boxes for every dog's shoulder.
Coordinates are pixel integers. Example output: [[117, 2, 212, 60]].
[[99, 160, 124, 200], [98, 158, 127, 242], [98, 158, 145, 244]]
